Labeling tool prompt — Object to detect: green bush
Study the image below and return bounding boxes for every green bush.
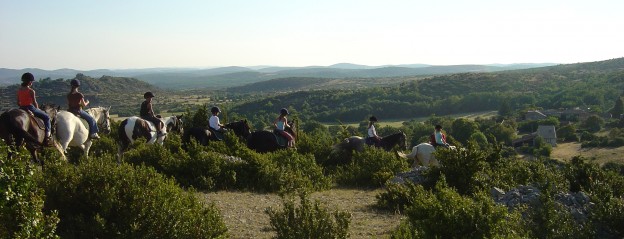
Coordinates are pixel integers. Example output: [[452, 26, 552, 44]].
[[376, 182, 427, 212], [0, 157, 59, 239], [39, 157, 228, 238], [523, 188, 592, 239], [592, 196, 624, 238], [396, 178, 527, 238], [266, 193, 351, 239], [334, 146, 409, 187]]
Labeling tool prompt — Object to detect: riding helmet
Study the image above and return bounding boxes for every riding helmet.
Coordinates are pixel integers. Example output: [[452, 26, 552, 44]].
[[369, 116, 378, 122], [280, 108, 289, 115], [70, 79, 81, 87], [211, 106, 221, 113], [435, 124, 443, 130], [144, 91, 155, 99], [21, 72, 35, 82]]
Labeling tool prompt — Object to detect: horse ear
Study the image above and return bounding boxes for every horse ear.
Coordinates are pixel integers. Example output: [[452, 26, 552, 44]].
[[57, 105, 60, 110]]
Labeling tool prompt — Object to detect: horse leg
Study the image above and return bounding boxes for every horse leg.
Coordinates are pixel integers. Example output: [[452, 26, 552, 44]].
[[82, 140, 93, 159]]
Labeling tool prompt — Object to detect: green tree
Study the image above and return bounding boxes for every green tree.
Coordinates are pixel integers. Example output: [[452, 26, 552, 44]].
[[451, 118, 479, 145], [610, 96, 624, 117], [557, 124, 579, 142], [582, 115, 605, 132], [468, 131, 489, 147], [498, 99, 513, 118]]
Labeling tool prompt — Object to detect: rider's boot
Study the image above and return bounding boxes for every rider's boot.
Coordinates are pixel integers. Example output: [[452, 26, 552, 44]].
[[90, 133, 101, 139]]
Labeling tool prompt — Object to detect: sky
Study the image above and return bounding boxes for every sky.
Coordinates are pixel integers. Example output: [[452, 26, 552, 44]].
[[1, 0, 623, 70]]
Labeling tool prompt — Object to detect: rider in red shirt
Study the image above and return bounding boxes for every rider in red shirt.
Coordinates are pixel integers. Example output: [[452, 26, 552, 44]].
[[17, 72, 52, 145]]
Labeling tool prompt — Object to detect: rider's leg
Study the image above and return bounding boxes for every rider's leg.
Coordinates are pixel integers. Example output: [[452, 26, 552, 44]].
[[79, 110, 99, 138], [29, 106, 51, 137]]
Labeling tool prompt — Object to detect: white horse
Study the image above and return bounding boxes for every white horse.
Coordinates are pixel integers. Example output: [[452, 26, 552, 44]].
[[398, 143, 456, 167], [117, 115, 183, 162], [54, 106, 111, 158]]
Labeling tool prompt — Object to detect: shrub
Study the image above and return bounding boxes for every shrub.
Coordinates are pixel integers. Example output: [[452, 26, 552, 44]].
[[266, 193, 351, 239], [334, 146, 409, 187], [0, 157, 59, 239], [592, 196, 624, 238], [395, 178, 527, 238], [39, 157, 228, 238], [523, 187, 592, 239]]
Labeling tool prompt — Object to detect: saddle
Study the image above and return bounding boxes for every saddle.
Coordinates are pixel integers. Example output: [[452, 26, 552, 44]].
[[272, 130, 288, 147], [18, 108, 45, 130], [208, 127, 224, 141]]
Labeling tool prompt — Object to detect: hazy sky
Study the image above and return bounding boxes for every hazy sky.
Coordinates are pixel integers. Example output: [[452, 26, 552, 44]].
[[1, 0, 623, 70]]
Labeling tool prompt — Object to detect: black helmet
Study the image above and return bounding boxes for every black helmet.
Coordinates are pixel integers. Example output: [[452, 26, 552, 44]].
[[280, 108, 289, 115], [21, 72, 35, 82], [144, 92, 155, 99], [369, 116, 378, 122], [211, 107, 221, 113], [70, 79, 81, 87], [435, 124, 443, 130]]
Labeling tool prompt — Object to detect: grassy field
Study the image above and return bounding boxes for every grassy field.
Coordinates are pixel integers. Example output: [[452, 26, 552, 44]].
[[551, 142, 624, 165], [200, 188, 403, 239], [322, 110, 498, 128]]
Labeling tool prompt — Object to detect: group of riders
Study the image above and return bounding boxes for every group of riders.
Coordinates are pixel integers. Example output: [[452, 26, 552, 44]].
[[16, 72, 298, 148], [208, 105, 296, 148], [17, 72, 450, 150], [366, 116, 451, 149], [17, 72, 100, 146]]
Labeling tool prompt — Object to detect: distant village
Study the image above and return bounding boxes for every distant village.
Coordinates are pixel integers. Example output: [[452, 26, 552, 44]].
[[512, 107, 619, 148]]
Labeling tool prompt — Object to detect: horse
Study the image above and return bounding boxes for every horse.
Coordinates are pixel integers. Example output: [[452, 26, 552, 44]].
[[334, 131, 408, 153], [330, 131, 407, 165], [54, 106, 111, 159], [398, 143, 456, 167], [0, 104, 64, 165], [117, 115, 183, 162], [246, 122, 297, 153], [182, 120, 252, 146]]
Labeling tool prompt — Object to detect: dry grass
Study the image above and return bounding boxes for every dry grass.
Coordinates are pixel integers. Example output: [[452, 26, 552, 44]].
[[199, 188, 404, 239], [550, 142, 624, 165]]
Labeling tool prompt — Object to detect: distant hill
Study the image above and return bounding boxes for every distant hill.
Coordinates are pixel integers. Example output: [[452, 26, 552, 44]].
[[230, 57, 624, 122], [0, 62, 558, 89]]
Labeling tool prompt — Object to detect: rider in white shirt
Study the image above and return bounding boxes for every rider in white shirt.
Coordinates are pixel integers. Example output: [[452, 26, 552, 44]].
[[209, 107, 226, 132], [367, 116, 382, 146]]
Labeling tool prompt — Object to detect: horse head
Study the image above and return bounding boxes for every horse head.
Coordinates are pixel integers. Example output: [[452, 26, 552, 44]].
[[95, 106, 112, 134], [42, 104, 60, 132], [225, 119, 252, 138], [166, 115, 184, 134]]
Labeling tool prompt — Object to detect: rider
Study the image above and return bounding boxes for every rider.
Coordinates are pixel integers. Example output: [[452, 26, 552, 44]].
[[430, 124, 450, 148], [209, 106, 226, 133], [17, 72, 52, 145], [67, 79, 100, 139], [274, 108, 295, 148], [367, 116, 382, 147], [140, 92, 164, 136]]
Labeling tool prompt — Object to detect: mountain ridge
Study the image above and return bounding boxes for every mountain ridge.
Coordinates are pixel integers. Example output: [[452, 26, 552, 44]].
[[0, 62, 558, 89]]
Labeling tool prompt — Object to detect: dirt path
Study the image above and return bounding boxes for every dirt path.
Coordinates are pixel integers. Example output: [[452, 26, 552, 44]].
[[199, 188, 404, 239]]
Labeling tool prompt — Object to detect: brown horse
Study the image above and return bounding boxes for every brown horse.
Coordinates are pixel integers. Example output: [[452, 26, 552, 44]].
[[246, 122, 297, 153], [0, 104, 64, 165]]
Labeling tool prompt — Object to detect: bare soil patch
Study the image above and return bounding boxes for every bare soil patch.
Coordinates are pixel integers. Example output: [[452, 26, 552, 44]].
[[199, 188, 404, 239]]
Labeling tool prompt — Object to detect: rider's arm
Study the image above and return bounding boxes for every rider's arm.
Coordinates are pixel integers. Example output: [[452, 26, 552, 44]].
[[30, 89, 39, 109], [80, 95, 90, 107]]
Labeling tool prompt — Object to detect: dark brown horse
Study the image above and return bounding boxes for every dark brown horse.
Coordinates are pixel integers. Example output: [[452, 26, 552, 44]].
[[0, 104, 63, 165], [182, 120, 252, 146], [246, 122, 297, 153]]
